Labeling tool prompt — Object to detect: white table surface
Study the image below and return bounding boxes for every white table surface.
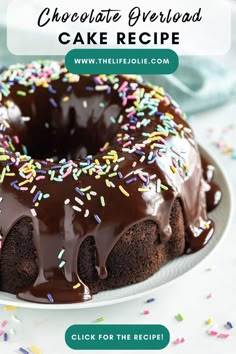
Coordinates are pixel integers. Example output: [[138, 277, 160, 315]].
[[0, 98, 235, 354], [0, 1, 236, 353]]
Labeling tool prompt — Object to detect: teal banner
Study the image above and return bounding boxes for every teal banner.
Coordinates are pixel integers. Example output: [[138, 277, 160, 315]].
[[65, 324, 170, 350], [65, 49, 178, 74]]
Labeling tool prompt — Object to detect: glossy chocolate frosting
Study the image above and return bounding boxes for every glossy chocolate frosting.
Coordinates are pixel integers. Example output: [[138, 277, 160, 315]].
[[0, 61, 221, 304]]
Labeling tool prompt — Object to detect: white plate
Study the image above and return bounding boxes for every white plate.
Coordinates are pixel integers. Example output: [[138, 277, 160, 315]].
[[0, 145, 233, 309]]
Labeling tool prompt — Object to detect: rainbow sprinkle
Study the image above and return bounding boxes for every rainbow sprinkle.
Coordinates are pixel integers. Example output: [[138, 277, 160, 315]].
[[226, 321, 233, 329], [19, 349, 29, 354], [73, 282, 81, 289], [118, 185, 130, 197], [47, 293, 54, 303], [59, 260, 66, 268], [207, 318, 213, 325], [208, 124, 236, 160], [30, 345, 41, 354], [3, 305, 17, 311], [174, 337, 185, 344], [95, 317, 104, 323], [176, 313, 184, 321], [143, 310, 150, 315], [1, 320, 7, 327], [58, 248, 65, 259]]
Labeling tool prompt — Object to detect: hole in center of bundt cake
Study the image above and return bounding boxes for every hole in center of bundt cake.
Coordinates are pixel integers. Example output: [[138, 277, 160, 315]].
[[12, 80, 123, 162], [19, 104, 121, 162]]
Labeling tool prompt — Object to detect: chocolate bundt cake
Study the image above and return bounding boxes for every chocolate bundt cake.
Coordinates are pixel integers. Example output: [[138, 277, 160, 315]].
[[0, 61, 220, 304]]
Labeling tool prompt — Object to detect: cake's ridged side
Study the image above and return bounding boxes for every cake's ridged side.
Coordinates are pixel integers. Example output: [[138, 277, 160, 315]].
[[0, 199, 185, 295], [79, 199, 185, 293], [0, 217, 38, 293]]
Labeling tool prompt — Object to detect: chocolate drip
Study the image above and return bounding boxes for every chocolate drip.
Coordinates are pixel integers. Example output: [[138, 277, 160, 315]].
[[0, 63, 221, 303], [201, 157, 222, 212]]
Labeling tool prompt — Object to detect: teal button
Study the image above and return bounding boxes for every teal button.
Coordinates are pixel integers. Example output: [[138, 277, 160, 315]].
[[65, 324, 170, 350], [65, 49, 178, 74]]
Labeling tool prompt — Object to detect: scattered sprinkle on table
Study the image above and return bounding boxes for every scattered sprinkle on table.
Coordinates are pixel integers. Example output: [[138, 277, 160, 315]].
[[95, 317, 104, 323], [143, 310, 150, 315], [3, 305, 17, 311], [30, 345, 41, 354], [176, 313, 184, 321], [206, 265, 216, 271], [226, 321, 233, 329], [1, 320, 7, 327], [218, 333, 230, 339], [174, 337, 185, 344], [146, 298, 155, 303], [19, 348, 29, 354], [207, 318, 213, 325], [207, 124, 236, 160], [209, 330, 218, 336]]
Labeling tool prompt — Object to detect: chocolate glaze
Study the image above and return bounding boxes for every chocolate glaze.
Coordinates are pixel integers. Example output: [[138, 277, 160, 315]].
[[0, 62, 221, 304], [201, 157, 222, 212]]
